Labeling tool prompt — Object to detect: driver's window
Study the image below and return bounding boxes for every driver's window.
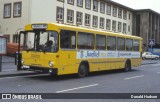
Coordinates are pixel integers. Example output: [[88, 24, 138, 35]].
[[48, 32, 58, 52]]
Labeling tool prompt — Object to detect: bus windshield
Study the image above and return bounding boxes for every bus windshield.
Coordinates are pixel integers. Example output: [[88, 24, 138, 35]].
[[23, 31, 58, 52]]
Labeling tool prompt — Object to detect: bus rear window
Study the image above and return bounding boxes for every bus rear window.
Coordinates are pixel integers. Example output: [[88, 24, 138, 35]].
[[78, 32, 94, 49], [60, 30, 76, 49]]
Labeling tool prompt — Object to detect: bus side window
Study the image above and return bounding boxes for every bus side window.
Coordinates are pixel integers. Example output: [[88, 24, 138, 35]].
[[78, 32, 94, 49], [117, 37, 125, 51], [107, 36, 116, 50], [126, 38, 133, 51], [96, 34, 106, 50], [133, 40, 140, 51], [60, 30, 76, 49]]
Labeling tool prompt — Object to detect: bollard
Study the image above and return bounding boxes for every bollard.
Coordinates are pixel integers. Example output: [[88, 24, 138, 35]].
[[15, 52, 22, 70]]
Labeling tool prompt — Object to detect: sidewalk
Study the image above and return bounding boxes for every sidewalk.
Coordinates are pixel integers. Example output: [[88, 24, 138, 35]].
[[141, 59, 159, 65], [0, 56, 159, 78]]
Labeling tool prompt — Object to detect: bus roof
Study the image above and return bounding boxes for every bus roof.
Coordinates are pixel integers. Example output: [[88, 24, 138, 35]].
[[25, 23, 142, 40]]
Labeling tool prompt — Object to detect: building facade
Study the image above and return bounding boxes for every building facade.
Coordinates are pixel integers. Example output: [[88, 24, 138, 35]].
[[133, 9, 160, 49], [0, 0, 133, 43]]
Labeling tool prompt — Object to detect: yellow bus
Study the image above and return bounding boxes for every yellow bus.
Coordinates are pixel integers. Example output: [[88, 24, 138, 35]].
[[18, 23, 143, 77]]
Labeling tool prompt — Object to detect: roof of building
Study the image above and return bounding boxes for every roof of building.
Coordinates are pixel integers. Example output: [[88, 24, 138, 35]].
[[135, 9, 160, 15], [103, 0, 160, 15], [102, 0, 134, 11]]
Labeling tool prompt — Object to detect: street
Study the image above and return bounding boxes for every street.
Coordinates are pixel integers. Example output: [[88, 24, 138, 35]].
[[0, 62, 160, 102]]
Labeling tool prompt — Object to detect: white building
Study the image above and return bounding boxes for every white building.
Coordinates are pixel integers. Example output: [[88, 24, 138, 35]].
[[0, 0, 134, 43]]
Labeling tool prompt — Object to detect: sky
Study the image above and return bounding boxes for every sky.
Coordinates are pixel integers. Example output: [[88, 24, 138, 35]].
[[112, 0, 160, 13]]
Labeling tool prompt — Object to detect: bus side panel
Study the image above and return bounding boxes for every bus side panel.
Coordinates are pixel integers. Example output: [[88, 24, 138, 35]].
[[58, 50, 77, 75], [131, 58, 142, 67], [108, 58, 125, 70], [88, 59, 106, 72]]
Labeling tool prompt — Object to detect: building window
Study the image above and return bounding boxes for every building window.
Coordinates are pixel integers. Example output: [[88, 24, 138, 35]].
[[67, 0, 74, 5], [4, 3, 11, 18], [100, 17, 104, 29], [123, 10, 127, 20], [123, 23, 127, 33], [85, 0, 91, 10], [67, 9, 74, 23], [76, 12, 83, 25], [93, 0, 98, 12], [112, 20, 116, 31], [128, 25, 130, 32], [100, 2, 105, 13], [13, 2, 22, 17], [129, 13, 131, 19], [85, 14, 90, 26], [118, 8, 122, 18], [93, 16, 98, 27], [106, 19, 111, 30], [113, 7, 117, 17], [77, 0, 83, 7], [106, 5, 111, 15], [118, 22, 122, 32], [56, 7, 64, 21]]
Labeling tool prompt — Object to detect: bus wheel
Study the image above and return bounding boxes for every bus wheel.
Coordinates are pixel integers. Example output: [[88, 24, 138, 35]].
[[78, 64, 88, 78], [124, 61, 131, 72]]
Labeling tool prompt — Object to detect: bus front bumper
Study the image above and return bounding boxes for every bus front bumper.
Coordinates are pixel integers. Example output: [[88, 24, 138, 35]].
[[21, 65, 58, 75]]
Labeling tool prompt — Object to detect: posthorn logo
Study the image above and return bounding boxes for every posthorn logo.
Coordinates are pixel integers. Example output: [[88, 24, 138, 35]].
[[2, 94, 11, 99]]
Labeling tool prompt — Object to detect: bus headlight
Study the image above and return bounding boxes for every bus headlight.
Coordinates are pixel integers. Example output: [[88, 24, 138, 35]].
[[48, 61, 54, 67], [21, 59, 24, 64]]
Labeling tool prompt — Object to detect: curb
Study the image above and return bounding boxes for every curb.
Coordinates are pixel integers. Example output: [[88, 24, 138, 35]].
[[142, 62, 158, 65]]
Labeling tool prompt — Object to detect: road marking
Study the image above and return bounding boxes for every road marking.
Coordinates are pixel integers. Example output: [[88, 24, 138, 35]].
[[124, 75, 144, 80], [157, 72, 160, 74], [56, 84, 99, 93]]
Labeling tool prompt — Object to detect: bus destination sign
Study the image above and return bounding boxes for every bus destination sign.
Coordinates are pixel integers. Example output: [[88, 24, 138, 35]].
[[32, 24, 48, 29]]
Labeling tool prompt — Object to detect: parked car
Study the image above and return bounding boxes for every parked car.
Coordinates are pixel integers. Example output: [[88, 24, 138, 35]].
[[142, 52, 159, 60]]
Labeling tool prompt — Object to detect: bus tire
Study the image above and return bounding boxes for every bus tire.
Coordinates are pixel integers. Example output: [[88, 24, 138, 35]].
[[124, 60, 131, 72], [78, 64, 88, 78]]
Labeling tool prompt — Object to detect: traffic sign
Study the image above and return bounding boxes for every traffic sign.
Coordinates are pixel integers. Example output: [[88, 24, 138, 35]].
[[149, 39, 155, 46]]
